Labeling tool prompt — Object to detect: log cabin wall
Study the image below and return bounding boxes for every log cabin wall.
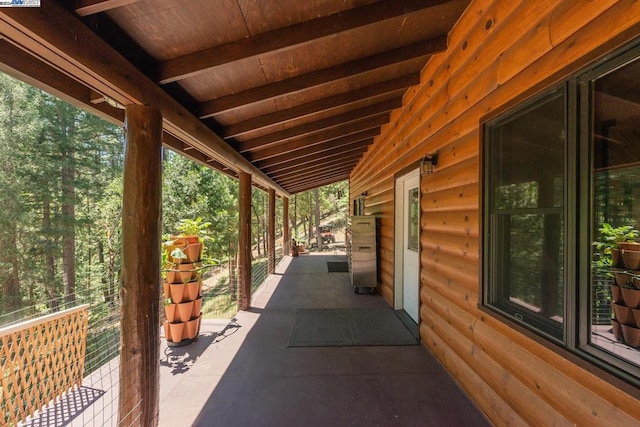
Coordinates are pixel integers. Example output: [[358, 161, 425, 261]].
[[349, 0, 640, 424]]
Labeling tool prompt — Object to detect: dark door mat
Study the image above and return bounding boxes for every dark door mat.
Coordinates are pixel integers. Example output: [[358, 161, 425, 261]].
[[327, 261, 349, 272], [287, 308, 418, 347]]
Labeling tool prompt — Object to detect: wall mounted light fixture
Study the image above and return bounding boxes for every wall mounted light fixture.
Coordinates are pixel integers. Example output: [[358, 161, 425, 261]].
[[421, 153, 438, 175]]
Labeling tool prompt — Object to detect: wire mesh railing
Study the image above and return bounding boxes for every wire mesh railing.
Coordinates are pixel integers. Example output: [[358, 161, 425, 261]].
[[0, 243, 287, 425]]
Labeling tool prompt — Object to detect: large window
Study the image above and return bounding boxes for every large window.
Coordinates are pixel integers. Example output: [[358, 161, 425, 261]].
[[483, 40, 640, 385]]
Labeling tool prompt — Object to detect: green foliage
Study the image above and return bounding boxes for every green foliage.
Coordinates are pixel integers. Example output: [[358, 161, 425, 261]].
[[592, 223, 640, 271]]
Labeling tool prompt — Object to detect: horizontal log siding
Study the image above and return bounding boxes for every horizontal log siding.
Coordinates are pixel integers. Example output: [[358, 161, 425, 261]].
[[349, 0, 640, 424]]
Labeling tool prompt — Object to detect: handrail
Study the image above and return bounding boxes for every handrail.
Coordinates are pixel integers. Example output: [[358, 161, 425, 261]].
[[0, 303, 89, 337]]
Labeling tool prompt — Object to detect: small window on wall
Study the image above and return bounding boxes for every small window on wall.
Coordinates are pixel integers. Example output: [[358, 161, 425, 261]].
[[483, 38, 640, 387], [407, 187, 419, 252]]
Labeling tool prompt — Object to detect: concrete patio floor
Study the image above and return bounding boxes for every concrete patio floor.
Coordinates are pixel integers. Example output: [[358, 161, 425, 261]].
[[159, 253, 490, 427]]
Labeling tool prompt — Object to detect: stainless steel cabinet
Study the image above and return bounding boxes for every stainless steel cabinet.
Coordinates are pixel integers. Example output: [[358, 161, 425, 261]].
[[346, 215, 377, 293]]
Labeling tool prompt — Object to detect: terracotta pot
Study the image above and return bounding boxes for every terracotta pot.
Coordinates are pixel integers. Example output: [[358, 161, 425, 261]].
[[168, 322, 184, 343], [611, 284, 623, 304], [163, 320, 171, 341], [633, 308, 640, 329], [192, 296, 203, 318], [611, 319, 623, 342], [186, 317, 199, 340], [165, 303, 178, 323], [621, 324, 640, 347], [618, 242, 640, 251], [186, 242, 202, 262], [621, 249, 640, 270], [613, 270, 630, 287], [621, 287, 640, 309], [169, 283, 186, 303], [177, 300, 194, 322], [196, 315, 202, 336], [166, 269, 178, 284], [611, 248, 622, 268], [163, 282, 171, 299], [187, 279, 201, 301], [613, 303, 635, 325], [178, 263, 194, 283]]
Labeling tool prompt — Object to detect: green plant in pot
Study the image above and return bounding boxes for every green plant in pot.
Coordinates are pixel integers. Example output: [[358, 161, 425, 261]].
[[593, 223, 639, 271]]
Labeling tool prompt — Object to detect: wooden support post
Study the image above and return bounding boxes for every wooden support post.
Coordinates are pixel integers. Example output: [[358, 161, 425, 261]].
[[119, 105, 162, 427], [238, 171, 252, 310], [268, 188, 276, 274], [283, 197, 290, 256]]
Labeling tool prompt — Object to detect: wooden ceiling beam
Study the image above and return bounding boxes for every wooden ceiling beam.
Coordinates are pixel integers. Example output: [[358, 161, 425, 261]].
[[262, 150, 363, 175], [222, 74, 419, 138], [0, 2, 289, 197], [72, 0, 139, 17], [238, 98, 400, 153], [269, 157, 361, 181], [254, 135, 374, 169], [158, 0, 452, 84], [287, 175, 351, 194], [198, 36, 447, 117], [162, 133, 236, 179], [281, 168, 353, 190], [0, 39, 125, 123], [246, 116, 385, 161]]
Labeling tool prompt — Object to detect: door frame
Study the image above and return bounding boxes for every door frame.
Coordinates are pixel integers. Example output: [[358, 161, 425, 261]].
[[394, 167, 421, 318]]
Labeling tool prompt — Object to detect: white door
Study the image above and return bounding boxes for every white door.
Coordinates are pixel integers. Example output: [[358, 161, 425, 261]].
[[395, 170, 420, 323]]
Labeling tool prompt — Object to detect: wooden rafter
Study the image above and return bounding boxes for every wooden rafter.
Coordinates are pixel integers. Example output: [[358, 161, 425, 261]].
[[254, 135, 374, 169], [262, 151, 363, 176], [270, 158, 361, 181], [285, 171, 352, 193], [246, 117, 385, 161], [72, 0, 139, 17], [158, 0, 452, 84], [198, 36, 447, 117], [221, 74, 419, 138], [237, 98, 401, 153]]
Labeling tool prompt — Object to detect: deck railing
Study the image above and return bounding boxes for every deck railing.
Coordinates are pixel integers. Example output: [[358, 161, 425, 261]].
[[0, 304, 89, 426]]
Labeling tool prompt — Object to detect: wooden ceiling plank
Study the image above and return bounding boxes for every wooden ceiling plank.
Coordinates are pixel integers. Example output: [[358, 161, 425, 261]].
[[198, 36, 447, 117], [222, 74, 419, 138], [158, 0, 452, 84], [246, 116, 386, 161], [72, 0, 139, 17], [262, 150, 363, 175], [238, 98, 401, 153], [0, 2, 288, 197], [254, 135, 375, 169]]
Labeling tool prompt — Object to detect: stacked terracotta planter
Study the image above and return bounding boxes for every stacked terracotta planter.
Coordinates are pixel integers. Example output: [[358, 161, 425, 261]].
[[610, 242, 640, 348], [162, 236, 204, 346]]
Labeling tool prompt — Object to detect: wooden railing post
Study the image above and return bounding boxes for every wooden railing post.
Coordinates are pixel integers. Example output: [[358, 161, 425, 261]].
[[268, 188, 276, 274], [238, 171, 252, 310], [119, 104, 162, 427]]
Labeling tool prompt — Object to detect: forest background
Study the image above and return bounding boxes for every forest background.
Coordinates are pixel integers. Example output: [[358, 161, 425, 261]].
[[0, 73, 348, 324]]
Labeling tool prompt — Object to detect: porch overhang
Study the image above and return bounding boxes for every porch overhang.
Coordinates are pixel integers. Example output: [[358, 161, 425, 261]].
[[0, 0, 469, 194]]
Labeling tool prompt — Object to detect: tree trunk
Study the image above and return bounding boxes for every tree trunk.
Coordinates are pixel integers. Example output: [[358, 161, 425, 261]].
[[119, 105, 162, 427], [61, 118, 76, 306], [314, 188, 323, 251], [43, 196, 59, 311]]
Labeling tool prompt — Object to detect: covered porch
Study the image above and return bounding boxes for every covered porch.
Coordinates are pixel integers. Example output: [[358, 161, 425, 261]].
[[67, 253, 486, 426]]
